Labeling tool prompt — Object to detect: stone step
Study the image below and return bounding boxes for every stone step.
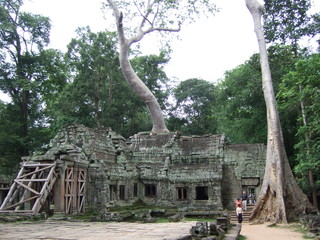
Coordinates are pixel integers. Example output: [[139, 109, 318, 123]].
[[229, 204, 255, 223]]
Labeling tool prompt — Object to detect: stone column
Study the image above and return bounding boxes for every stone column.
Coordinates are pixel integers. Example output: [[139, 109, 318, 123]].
[[73, 166, 79, 215], [53, 160, 66, 214]]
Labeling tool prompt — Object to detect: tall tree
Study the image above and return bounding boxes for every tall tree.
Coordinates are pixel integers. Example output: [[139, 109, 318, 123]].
[[245, 0, 315, 223], [263, 0, 319, 209], [52, 27, 170, 137], [131, 52, 170, 111], [0, 101, 24, 174], [263, 0, 311, 51], [0, 0, 66, 156], [215, 54, 267, 143], [278, 54, 320, 209], [56, 27, 121, 129], [104, 0, 217, 133], [215, 45, 299, 145], [169, 78, 217, 135]]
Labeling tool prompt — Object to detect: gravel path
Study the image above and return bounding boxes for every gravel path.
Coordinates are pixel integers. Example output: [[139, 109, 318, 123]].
[[0, 220, 306, 240], [241, 223, 305, 240], [0, 220, 196, 240]]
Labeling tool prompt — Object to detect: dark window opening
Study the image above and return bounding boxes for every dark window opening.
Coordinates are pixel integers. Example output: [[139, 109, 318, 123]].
[[145, 184, 156, 197], [196, 186, 208, 200], [133, 183, 138, 197], [109, 185, 116, 201], [177, 187, 188, 200], [119, 185, 125, 200]]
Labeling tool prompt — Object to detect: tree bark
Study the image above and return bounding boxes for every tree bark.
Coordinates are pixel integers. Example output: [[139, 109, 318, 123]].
[[20, 89, 30, 156], [107, 0, 169, 133], [245, 0, 316, 223]]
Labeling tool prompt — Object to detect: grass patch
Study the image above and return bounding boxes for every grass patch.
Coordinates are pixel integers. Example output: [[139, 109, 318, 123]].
[[154, 217, 215, 224], [156, 218, 170, 223], [108, 199, 177, 213], [184, 217, 216, 222], [268, 223, 314, 239], [285, 224, 314, 239], [238, 235, 247, 240]]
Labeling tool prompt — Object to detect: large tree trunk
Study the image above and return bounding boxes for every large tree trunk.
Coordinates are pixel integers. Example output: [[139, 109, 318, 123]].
[[118, 43, 169, 133], [107, 1, 169, 133], [245, 0, 316, 223], [20, 89, 30, 156]]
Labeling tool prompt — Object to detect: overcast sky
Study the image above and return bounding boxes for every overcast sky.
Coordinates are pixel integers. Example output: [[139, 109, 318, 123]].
[[20, 0, 258, 83], [1, 0, 317, 102]]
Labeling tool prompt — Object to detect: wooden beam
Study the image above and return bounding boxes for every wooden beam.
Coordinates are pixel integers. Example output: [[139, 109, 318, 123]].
[[14, 180, 40, 195], [2, 196, 38, 211], [17, 164, 55, 180], [0, 166, 25, 210]]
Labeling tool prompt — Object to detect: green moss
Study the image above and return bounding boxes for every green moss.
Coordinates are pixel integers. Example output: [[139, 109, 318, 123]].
[[108, 199, 177, 213], [156, 218, 170, 223], [108, 199, 150, 212], [238, 235, 247, 240]]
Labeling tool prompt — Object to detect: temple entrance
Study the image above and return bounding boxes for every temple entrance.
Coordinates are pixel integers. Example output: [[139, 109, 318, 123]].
[[242, 177, 259, 204], [64, 167, 86, 215]]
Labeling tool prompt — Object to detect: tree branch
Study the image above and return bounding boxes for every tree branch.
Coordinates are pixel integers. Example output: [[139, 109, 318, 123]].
[[107, 0, 128, 45], [133, 0, 153, 29], [129, 23, 181, 45]]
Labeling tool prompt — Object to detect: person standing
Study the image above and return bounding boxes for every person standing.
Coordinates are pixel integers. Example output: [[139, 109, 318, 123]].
[[235, 197, 242, 209], [242, 191, 248, 211], [236, 204, 243, 223]]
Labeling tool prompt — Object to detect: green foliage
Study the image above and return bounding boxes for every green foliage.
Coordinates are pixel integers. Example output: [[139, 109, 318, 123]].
[[238, 235, 247, 240], [155, 218, 170, 223], [263, 0, 311, 47], [0, 0, 67, 171], [0, 102, 24, 174], [108, 198, 161, 212], [215, 44, 303, 150], [168, 78, 217, 135], [278, 54, 320, 195], [51, 27, 170, 137], [103, 0, 218, 37], [269, 45, 303, 158], [308, 13, 320, 51], [131, 52, 170, 110], [215, 53, 267, 143], [51, 27, 122, 130]]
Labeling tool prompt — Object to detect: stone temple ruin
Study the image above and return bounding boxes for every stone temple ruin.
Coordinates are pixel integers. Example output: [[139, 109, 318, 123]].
[[0, 124, 265, 217]]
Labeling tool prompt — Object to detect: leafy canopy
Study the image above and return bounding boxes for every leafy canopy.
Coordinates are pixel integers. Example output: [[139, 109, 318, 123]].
[[103, 0, 218, 42]]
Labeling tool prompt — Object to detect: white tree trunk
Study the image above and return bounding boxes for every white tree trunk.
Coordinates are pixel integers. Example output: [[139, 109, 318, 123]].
[[245, 0, 315, 223], [118, 41, 169, 133], [107, 1, 169, 133]]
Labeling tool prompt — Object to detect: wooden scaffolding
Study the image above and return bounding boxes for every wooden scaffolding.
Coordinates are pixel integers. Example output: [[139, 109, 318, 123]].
[[64, 167, 86, 215], [0, 162, 57, 215]]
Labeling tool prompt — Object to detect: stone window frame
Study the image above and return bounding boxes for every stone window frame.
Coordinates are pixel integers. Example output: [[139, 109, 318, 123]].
[[144, 184, 157, 198], [119, 185, 126, 200], [133, 183, 138, 197], [176, 187, 188, 201], [109, 184, 116, 201], [195, 186, 209, 200]]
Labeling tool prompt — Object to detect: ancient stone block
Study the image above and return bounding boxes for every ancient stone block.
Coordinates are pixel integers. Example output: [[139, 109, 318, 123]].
[[1, 124, 266, 216]]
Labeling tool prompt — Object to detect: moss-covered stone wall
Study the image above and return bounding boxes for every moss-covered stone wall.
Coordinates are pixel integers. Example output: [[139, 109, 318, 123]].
[[11, 124, 265, 214]]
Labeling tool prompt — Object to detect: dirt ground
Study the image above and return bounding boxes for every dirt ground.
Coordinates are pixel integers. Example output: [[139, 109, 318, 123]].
[[241, 223, 306, 240], [0, 220, 308, 240]]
